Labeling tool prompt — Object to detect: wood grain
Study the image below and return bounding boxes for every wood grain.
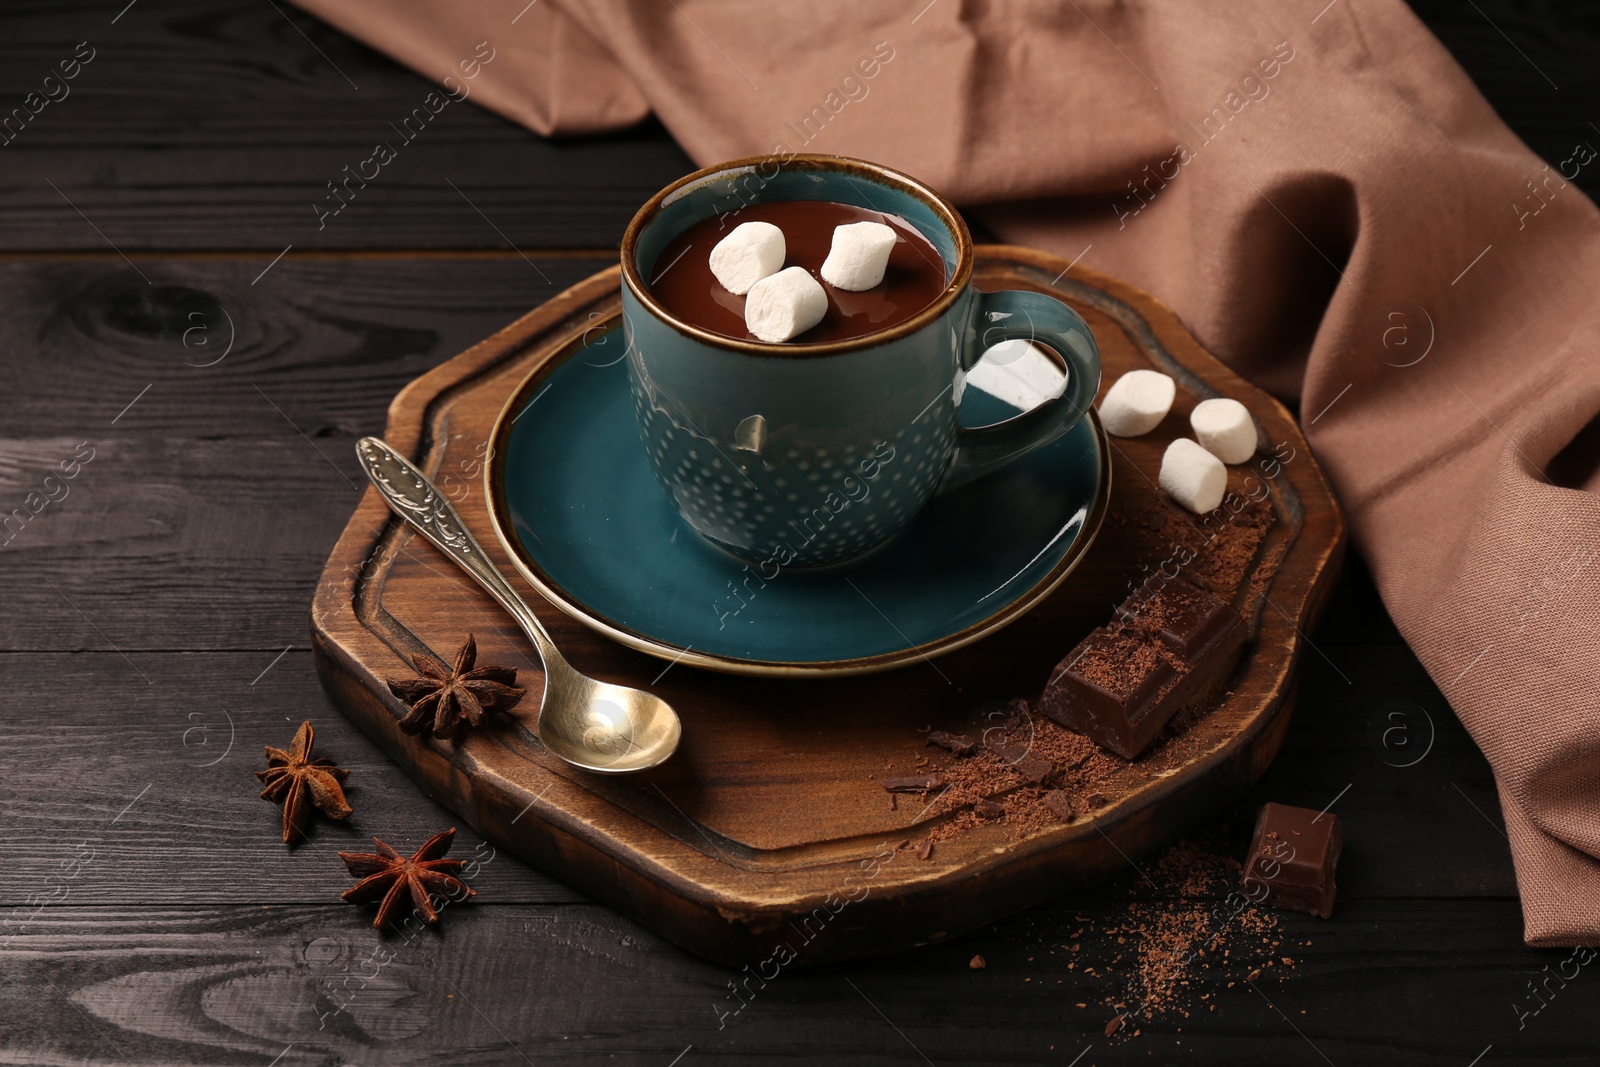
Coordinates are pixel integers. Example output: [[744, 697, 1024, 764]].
[[7, 900, 1594, 1067], [0, 0, 695, 252], [0, 255, 615, 435], [0, 627, 1516, 907], [0, 651, 578, 905], [0, 255, 610, 651]]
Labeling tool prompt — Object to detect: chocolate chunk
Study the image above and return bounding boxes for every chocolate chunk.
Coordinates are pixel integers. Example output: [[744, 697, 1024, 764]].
[[1242, 802, 1342, 918], [883, 775, 946, 793], [1038, 577, 1245, 759], [927, 730, 976, 756], [973, 800, 1005, 820], [1015, 754, 1056, 784], [1043, 790, 1074, 821], [917, 837, 935, 861]]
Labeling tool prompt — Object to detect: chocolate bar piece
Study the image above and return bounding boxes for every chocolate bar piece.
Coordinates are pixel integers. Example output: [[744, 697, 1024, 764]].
[[1116, 576, 1239, 658], [1037, 626, 1174, 758], [1242, 802, 1342, 918], [1037, 577, 1244, 759]]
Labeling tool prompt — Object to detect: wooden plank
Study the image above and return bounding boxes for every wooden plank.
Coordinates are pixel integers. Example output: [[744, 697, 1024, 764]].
[[0, 635, 1514, 905], [0, 255, 614, 436], [0, 651, 579, 905], [3, 900, 1591, 1066], [0, 1, 694, 251], [0, 434, 363, 649], [0, 254, 615, 650]]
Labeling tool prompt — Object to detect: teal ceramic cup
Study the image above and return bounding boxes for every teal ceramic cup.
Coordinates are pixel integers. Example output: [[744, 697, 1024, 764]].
[[619, 154, 1100, 568]]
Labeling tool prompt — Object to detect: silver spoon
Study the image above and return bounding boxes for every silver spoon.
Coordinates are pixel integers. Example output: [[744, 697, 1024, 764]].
[[355, 436, 681, 774]]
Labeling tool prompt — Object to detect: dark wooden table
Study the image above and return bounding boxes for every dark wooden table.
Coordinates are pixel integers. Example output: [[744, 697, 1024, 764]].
[[3, 3, 1597, 1064]]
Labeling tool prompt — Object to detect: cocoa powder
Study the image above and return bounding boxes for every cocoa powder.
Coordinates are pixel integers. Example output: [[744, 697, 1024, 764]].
[[1064, 839, 1303, 1041]]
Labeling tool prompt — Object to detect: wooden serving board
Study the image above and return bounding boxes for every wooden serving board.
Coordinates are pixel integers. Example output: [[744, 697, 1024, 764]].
[[310, 246, 1344, 966]]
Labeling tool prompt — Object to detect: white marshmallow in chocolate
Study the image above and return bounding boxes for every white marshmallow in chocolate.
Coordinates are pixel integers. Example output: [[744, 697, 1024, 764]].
[[1159, 438, 1226, 514], [1189, 398, 1258, 464], [709, 221, 785, 295], [1098, 369, 1175, 437], [820, 221, 898, 291], [744, 266, 828, 343]]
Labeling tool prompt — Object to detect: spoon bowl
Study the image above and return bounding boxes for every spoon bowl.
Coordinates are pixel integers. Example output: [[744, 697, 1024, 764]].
[[539, 669, 682, 774], [356, 436, 682, 774]]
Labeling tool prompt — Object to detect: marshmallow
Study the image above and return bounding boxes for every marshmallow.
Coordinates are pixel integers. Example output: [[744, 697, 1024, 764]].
[[820, 221, 898, 291], [709, 221, 785, 295], [1159, 438, 1226, 514], [1189, 398, 1258, 464], [744, 266, 828, 343], [1097, 369, 1176, 437]]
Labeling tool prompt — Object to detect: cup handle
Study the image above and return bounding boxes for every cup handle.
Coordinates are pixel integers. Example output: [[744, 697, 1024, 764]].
[[935, 289, 1102, 495]]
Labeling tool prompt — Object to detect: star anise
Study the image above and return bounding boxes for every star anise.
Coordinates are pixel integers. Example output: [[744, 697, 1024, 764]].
[[339, 828, 476, 928], [387, 634, 525, 740], [254, 720, 352, 845]]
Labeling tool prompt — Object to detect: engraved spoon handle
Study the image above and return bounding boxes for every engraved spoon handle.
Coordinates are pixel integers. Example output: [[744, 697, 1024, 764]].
[[355, 436, 566, 672]]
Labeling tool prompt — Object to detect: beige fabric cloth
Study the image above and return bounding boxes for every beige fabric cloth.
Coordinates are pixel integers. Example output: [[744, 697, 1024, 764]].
[[294, 0, 1600, 945]]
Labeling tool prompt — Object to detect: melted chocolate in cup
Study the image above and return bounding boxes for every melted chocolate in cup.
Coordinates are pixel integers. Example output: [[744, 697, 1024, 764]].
[[648, 200, 948, 344]]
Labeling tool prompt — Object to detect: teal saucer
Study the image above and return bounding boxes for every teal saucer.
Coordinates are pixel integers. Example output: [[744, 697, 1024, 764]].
[[485, 325, 1111, 677]]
